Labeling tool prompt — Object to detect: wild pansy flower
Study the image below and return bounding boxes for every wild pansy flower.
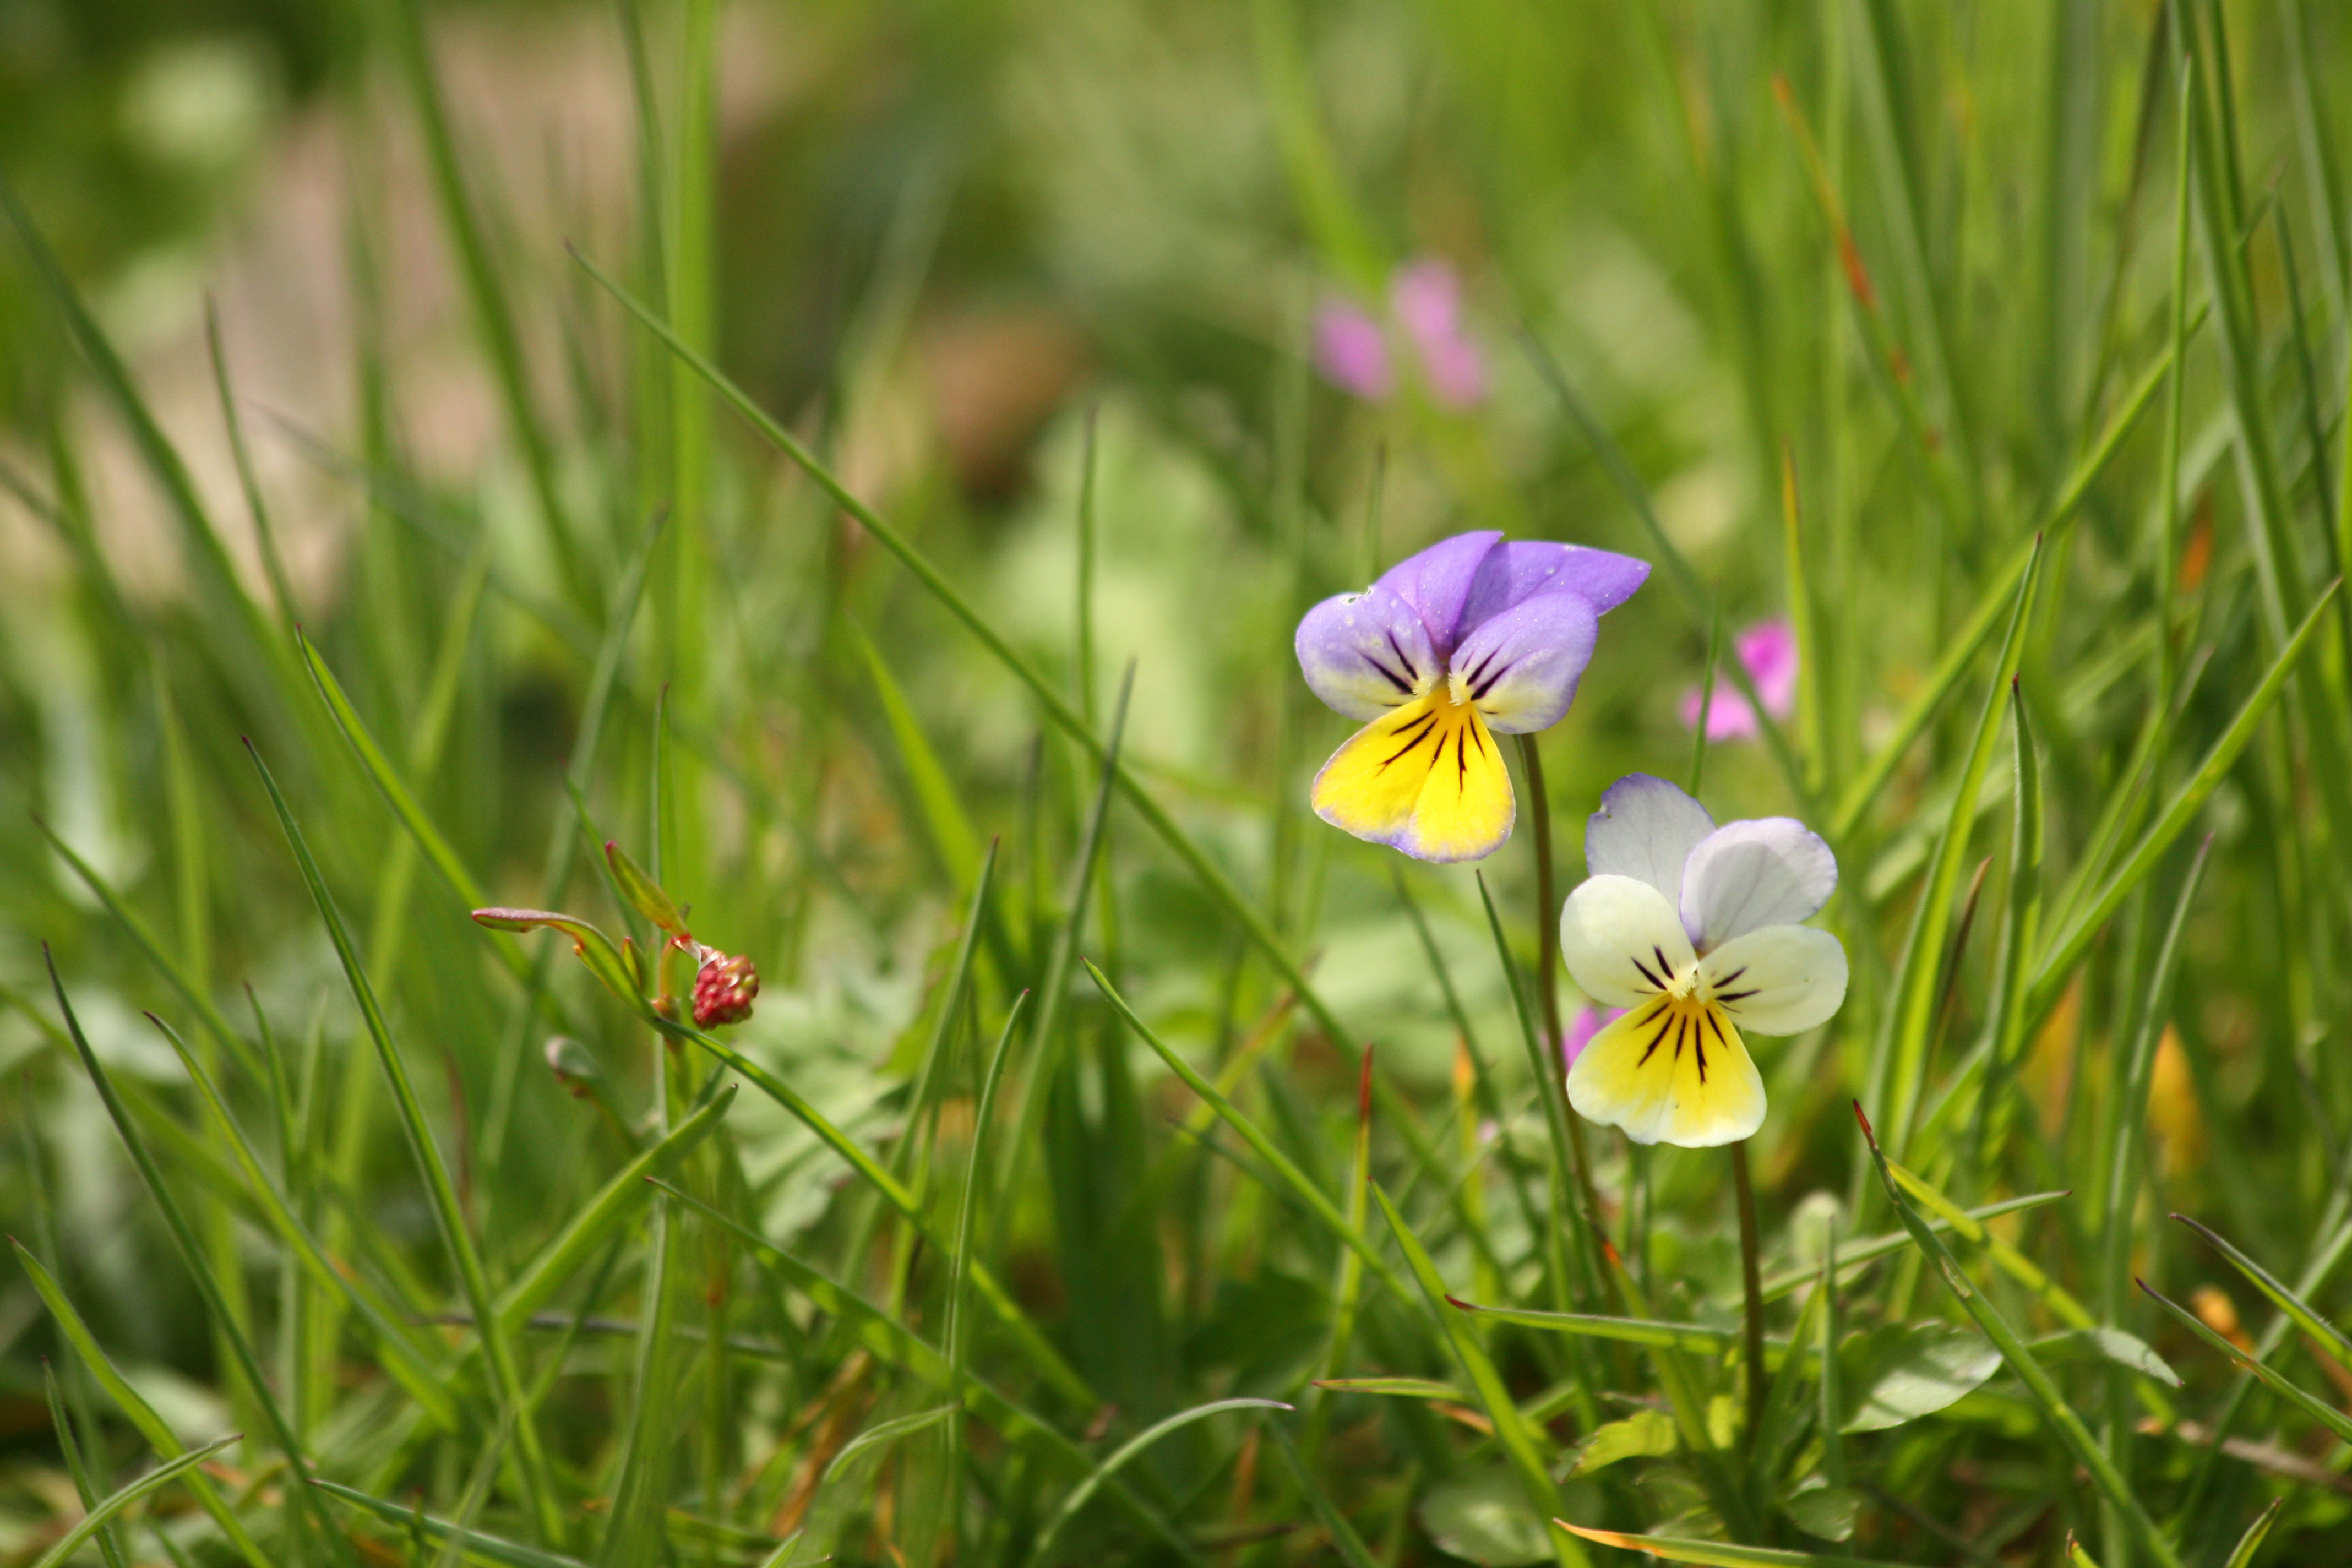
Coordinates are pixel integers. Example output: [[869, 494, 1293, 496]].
[[1561, 774, 1846, 1146], [1681, 618, 1796, 741], [1313, 257, 1487, 409], [1296, 531, 1648, 862]]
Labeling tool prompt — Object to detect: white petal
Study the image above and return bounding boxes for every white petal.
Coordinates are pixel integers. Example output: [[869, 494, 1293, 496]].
[[1583, 773, 1715, 906], [1701, 924, 1848, 1035], [1559, 875, 1696, 1010], [1679, 818, 1838, 951]]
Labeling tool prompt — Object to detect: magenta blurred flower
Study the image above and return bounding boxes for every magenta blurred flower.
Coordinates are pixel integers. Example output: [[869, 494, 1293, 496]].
[[1561, 1004, 1623, 1070], [1680, 619, 1798, 741], [1391, 259, 1486, 408], [1313, 257, 1488, 408], [1314, 300, 1392, 400]]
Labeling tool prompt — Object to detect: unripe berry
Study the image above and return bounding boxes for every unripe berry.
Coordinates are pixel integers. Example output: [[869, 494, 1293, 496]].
[[692, 952, 759, 1027]]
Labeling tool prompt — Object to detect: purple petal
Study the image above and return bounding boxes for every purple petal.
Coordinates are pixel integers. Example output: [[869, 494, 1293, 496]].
[[1560, 1004, 1624, 1069], [1314, 301, 1392, 400], [1585, 772, 1715, 903], [1294, 582, 1439, 720], [1371, 531, 1503, 660], [1391, 259, 1487, 407], [1459, 541, 1651, 634], [1450, 589, 1598, 734], [1679, 817, 1838, 951]]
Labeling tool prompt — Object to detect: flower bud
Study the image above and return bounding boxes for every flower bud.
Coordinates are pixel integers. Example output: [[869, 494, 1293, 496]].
[[692, 952, 759, 1028]]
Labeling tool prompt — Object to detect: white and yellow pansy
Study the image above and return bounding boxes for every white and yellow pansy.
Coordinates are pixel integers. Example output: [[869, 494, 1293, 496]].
[[1560, 774, 1847, 1147]]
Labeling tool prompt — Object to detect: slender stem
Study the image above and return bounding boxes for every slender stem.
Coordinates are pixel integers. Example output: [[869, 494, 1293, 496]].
[[1691, 601, 1724, 797], [1730, 1139, 1767, 1450], [1516, 733, 1607, 1235]]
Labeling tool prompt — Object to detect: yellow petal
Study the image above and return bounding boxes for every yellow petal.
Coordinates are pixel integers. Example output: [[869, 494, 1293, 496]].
[[1565, 994, 1765, 1147], [1311, 683, 1514, 863]]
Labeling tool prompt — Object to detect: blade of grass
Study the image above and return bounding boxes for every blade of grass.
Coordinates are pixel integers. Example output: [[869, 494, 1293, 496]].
[[1974, 677, 2044, 1179], [1021, 1398, 1288, 1568], [845, 614, 984, 891], [45, 1361, 132, 1568], [2172, 1213, 2352, 1376], [2030, 580, 2341, 1014], [1371, 1185, 1588, 1568], [1553, 1526, 1912, 1568], [1877, 534, 2043, 1155], [2136, 1280, 2352, 1445], [1855, 1103, 2187, 1568], [243, 745, 564, 1545], [945, 994, 1027, 1554], [1268, 1425, 1381, 1568], [29, 1437, 243, 1568], [313, 1481, 589, 1568], [1758, 1190, 2067, 1300], [42, 950, 355, 1564]]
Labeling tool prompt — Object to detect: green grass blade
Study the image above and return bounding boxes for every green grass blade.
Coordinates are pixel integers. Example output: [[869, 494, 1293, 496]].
[[42, 951, 355, 1563], [1089, 959, 1409, 1305], [15, 1244, 273, 1568], [824, 1406, 956, 1484], [1554, 1525, 1913, 1568], [29, 1437, 243, 1568], [1879, 535, 2042, 1153], [496, 1086, 735, 1333], [46, 1357, 137, 1568], [1020, 1397, 1286, 1568], [242, 744, 565, 1544], [1975, 676, 2044, 1179], [1856, 1104, 2186, 1568], [313, 1480, 590, 1568], [1758, 1191, 2067, 1300], [2030, 579, 2340, 1012], [1444, 1301, 1739, 1354], [2172, 1212, 2352, 1376], [1268, 1425, 1381, 1568], [141, 1014, 462, 1427], [2136, 1280, 2352, 1446], [846, 614, 983, 889], [2222, 1498, 2284, 1568], [1372, 1186, 1585, 1568]]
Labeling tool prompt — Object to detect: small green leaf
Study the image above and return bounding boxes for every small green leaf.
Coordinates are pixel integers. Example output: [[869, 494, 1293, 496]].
[[2028, 1327, 2181, 1389], [1838, 1322, 2000, 1432], [1566, 1409, 1680, 1478], [2223, 1499, 2284, 1568], [603, 839, 686, 934], [1779, 1481, 1859, 1544], [1422, 1465, 1555, 1566]]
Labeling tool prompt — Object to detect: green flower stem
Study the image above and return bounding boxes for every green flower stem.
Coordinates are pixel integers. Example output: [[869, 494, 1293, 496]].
[[1730, 1140, 1768, 1453], [1515, 733, 1608, 1251]]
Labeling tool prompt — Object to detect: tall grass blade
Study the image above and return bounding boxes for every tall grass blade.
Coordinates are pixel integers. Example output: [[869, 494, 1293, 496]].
[[29, 1437, 243, 1568]]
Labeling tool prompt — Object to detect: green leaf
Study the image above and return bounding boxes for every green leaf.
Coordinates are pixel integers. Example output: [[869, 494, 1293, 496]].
[[469, 908, 640, 1006], [602, 839, 685, 935], [1778, 1482, 1858, 1544], [2028, 1328, 2181, 1389], [1567, 1409, 1680, 1477], [1421, 1465, 1556, 1566], [1837, 1322, 2000, 1432], [29, 1437, 243, 1568]]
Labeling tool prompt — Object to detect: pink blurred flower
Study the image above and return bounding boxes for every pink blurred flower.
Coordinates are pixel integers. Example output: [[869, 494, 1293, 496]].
[[1680, 619, 1798, 741], [1314, 300, 1392, 400], [1313, 258, 1488, 408], [1391, 259, 1486, 408], [1561, 1004, 1624, 1070]]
